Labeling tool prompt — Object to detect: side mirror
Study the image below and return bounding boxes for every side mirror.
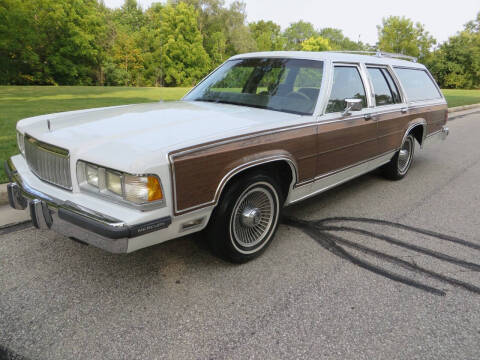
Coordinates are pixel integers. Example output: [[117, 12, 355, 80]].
[[342, 98, 363, 116]]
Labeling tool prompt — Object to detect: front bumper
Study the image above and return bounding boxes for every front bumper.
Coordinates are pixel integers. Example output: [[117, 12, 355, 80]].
[[5, 158, 171, 253]]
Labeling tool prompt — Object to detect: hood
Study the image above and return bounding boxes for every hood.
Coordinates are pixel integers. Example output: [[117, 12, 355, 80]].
[[17, 101, 303, 173]]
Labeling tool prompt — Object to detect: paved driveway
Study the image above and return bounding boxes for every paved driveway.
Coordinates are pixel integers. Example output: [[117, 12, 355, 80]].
[[1, 112, 480, 360]]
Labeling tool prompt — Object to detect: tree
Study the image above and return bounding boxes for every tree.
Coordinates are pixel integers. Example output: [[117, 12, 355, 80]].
[[249, 20, 285, 51], [301, 36, 332, 52], [377, 16, 436, 62], [160, 2, 210, 86], [428, 12, 480, 89], [110, 28, 144, 85], [318, 28, 366, 50], [284, 21, 318, 50], [175, 0, 254, 64], [138, 2, 165, 86], [114, 0, 145, 32], [0, 0, 105, 85]]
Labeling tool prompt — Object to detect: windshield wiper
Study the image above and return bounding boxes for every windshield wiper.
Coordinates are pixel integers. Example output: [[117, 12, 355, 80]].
[[195, 99, 241, 106], [194, 99, 310, 116]]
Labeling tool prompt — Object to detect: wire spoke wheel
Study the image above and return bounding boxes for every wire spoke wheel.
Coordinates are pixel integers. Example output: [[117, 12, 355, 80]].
[[229, 182, 279, 253], [398, 136, 414, 175]]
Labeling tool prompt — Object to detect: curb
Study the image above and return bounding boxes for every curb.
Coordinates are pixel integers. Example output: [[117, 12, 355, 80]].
[[448, 103, 480, 113], [1, 103, 479, 207], [0, 184, 7, 206]]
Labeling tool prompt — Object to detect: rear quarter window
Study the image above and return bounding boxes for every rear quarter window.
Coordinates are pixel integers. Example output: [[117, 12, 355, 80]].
[[394, 68, 442, 102]]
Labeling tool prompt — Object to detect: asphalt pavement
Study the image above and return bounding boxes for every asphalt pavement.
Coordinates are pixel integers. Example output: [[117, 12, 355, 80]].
[[1, 111, 480, 360]]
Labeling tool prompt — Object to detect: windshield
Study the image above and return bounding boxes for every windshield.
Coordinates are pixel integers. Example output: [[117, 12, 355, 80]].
[[184, 58, 324, 115]]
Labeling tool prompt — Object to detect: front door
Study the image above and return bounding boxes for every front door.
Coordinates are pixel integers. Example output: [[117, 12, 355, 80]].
[[315, 64, 378, 178]]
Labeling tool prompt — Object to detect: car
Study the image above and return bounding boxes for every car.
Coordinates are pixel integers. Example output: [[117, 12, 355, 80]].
[[6, 51, 449, 263]]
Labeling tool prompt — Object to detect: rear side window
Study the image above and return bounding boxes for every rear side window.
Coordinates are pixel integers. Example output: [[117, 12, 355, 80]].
[[367, 67, 402, 106], [326, 66, 367, 113], [394, 68, 442, 102]]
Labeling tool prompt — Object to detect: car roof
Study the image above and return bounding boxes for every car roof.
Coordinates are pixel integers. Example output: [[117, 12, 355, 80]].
[[229, 51, 426, 69]]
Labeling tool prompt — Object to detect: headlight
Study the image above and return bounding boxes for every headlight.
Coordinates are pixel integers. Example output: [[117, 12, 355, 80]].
[[86, 164, 100, 187], [17, 131, 25, 156], [106, 171, 122, 195], [76, 161, 165, 209]]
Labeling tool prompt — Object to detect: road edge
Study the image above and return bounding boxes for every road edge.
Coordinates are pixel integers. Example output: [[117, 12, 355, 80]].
[[448, 103, 480, 113], [0, 184, 7, 206]]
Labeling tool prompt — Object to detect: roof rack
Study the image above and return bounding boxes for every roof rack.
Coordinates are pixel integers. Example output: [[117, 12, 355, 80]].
[[325, 50, 417, 62]]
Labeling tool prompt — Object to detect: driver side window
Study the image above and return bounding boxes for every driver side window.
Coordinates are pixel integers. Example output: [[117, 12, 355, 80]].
[[326, 66, 367, 114]]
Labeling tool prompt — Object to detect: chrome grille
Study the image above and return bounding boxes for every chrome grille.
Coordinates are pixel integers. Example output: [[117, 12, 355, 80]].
[[24, 135, 72, 190]]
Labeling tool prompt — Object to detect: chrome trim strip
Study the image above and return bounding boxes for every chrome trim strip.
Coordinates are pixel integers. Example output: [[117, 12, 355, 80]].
[[287, 151, 396, 205], [169, 122, 318, 159], [402, 120, 427, 148], [295, 149, 397, 188], [25, 135, 69, 157]]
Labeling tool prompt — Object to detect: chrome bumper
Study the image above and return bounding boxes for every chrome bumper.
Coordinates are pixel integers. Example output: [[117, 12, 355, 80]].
[[5, 158, 171, 253], [441, 126, 449, 139], [425, 125, 449, 144]]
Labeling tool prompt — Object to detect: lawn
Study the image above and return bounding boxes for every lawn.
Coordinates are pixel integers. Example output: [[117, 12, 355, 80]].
[[1, 86, 479, 183], [441, 89, 480, 108], [0, 86, 190, 183]]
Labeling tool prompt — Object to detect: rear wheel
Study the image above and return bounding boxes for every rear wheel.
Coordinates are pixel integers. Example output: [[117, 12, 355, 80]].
[[206, 172, 284, 263], [383, 134, 415, 180]]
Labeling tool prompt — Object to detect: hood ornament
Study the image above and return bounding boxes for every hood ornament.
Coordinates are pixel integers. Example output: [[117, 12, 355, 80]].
[[47, 119, 51, 132]]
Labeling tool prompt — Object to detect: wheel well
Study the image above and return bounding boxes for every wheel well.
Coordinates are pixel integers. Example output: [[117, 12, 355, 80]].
[[409, 125, 425, 146], [221, 160, 295, 200]]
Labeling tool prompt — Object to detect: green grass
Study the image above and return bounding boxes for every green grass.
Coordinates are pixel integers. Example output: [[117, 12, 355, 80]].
[[1, 86, 480, 183], [442, 89, 480, 108], [0, 86, 190, 183]]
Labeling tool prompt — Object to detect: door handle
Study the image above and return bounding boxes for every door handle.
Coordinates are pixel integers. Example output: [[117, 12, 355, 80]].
[[401, 107, 408, 114]]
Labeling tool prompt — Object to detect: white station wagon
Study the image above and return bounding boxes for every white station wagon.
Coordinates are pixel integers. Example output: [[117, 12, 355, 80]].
[[6, 51, 449, 262]]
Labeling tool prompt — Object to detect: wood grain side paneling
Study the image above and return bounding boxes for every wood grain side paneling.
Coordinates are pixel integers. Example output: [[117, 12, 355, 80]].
[[316, 116, 378, 176], [377, 104, 447, 154], [170, 125, 317, 213], [170, 103, 447, 215]]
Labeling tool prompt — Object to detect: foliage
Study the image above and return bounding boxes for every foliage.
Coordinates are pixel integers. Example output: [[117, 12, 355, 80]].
[[159, 2, 210, 86], [428, 12, 480, 89], [249, 20, 285, 51], [0, 1, 479, 89], [284, 21, 318, 50], [319, 28, 367, 51], [179, 0, 255, 65], [301, 36, 332, 52], [0, 0, 105, 85], [377, 16, 436, 62]]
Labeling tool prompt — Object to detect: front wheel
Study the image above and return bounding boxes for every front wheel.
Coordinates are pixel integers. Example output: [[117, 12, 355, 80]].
[[382, 134, 415, 180], [206, 172, 284, 263]]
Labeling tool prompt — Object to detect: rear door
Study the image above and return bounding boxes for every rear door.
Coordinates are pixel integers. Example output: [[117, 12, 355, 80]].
[[365, 65, 406, 154], [315, 63, 377, 178]]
